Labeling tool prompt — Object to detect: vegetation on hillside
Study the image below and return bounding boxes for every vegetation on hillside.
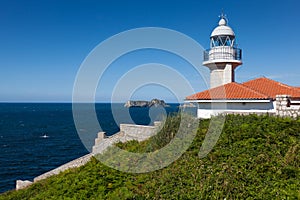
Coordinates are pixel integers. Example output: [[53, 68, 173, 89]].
[[1, 114, 299, 199]]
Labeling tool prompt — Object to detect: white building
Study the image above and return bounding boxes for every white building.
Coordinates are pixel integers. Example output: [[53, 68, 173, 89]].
[[186, 15, 300, 118]]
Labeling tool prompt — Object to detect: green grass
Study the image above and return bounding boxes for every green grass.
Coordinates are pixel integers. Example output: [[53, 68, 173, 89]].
[[1, 114, 299, 199]]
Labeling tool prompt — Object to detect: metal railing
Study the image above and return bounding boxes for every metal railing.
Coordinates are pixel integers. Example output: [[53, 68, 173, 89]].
[[203, 47, 242, 61]]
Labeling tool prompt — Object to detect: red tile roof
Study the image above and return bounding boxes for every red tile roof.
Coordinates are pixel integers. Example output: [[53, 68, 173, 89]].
[[242, 77, 300, 99], [186, 77, 300, 100], [186, 82, 270, 100]]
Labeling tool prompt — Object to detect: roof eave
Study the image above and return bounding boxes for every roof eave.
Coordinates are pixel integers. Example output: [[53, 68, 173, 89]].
[[185, 99, 272, 103]]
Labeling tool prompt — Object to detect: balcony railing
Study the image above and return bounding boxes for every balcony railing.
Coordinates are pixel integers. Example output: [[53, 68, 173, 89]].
[[203, 47, 242, 62]]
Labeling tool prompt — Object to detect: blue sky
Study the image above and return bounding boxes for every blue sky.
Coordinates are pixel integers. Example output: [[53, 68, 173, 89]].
[[0, 0, 299, 102]]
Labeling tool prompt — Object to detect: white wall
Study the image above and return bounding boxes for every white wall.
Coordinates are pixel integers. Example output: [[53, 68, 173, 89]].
[[197, 101, 275, 118], [198, 101, 274, 110]]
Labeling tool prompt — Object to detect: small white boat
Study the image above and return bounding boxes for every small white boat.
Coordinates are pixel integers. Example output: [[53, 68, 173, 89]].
[[40, 134, 49, 138]]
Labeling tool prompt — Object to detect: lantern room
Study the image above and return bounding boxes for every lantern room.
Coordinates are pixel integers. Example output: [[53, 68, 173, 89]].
[[203, 14, 242, 88]]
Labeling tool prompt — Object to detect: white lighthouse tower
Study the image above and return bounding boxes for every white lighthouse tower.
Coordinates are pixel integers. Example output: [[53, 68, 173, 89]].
[[203, 14, 242, 88]]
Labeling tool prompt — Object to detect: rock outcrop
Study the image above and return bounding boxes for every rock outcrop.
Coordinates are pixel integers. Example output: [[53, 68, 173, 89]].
[[124, 99, 167, 108]]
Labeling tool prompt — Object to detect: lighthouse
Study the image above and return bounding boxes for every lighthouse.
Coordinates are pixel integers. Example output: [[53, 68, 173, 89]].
[[186, 15, 300, 119], [203, 14, 242, 88]]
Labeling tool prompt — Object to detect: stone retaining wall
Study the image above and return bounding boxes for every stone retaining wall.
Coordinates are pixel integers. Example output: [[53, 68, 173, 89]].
[[92, 122, 161, 154], [16, 153, 93, 190], [120, 121, 161, 141], [34, 153, 93, 182]]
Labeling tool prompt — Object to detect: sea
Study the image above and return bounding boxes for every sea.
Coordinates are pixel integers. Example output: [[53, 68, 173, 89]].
[[0, 103, 193, 193]]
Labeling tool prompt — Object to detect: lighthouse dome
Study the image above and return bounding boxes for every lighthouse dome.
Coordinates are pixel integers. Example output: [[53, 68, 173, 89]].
[[211, 18, 235, 37]]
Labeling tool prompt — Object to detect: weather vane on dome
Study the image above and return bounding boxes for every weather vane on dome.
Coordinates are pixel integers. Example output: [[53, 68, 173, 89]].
[[219, 9, 228, 22]]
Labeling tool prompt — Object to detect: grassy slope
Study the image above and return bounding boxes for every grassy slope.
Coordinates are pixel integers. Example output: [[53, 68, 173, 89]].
[[1, 114, 299, 199]]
